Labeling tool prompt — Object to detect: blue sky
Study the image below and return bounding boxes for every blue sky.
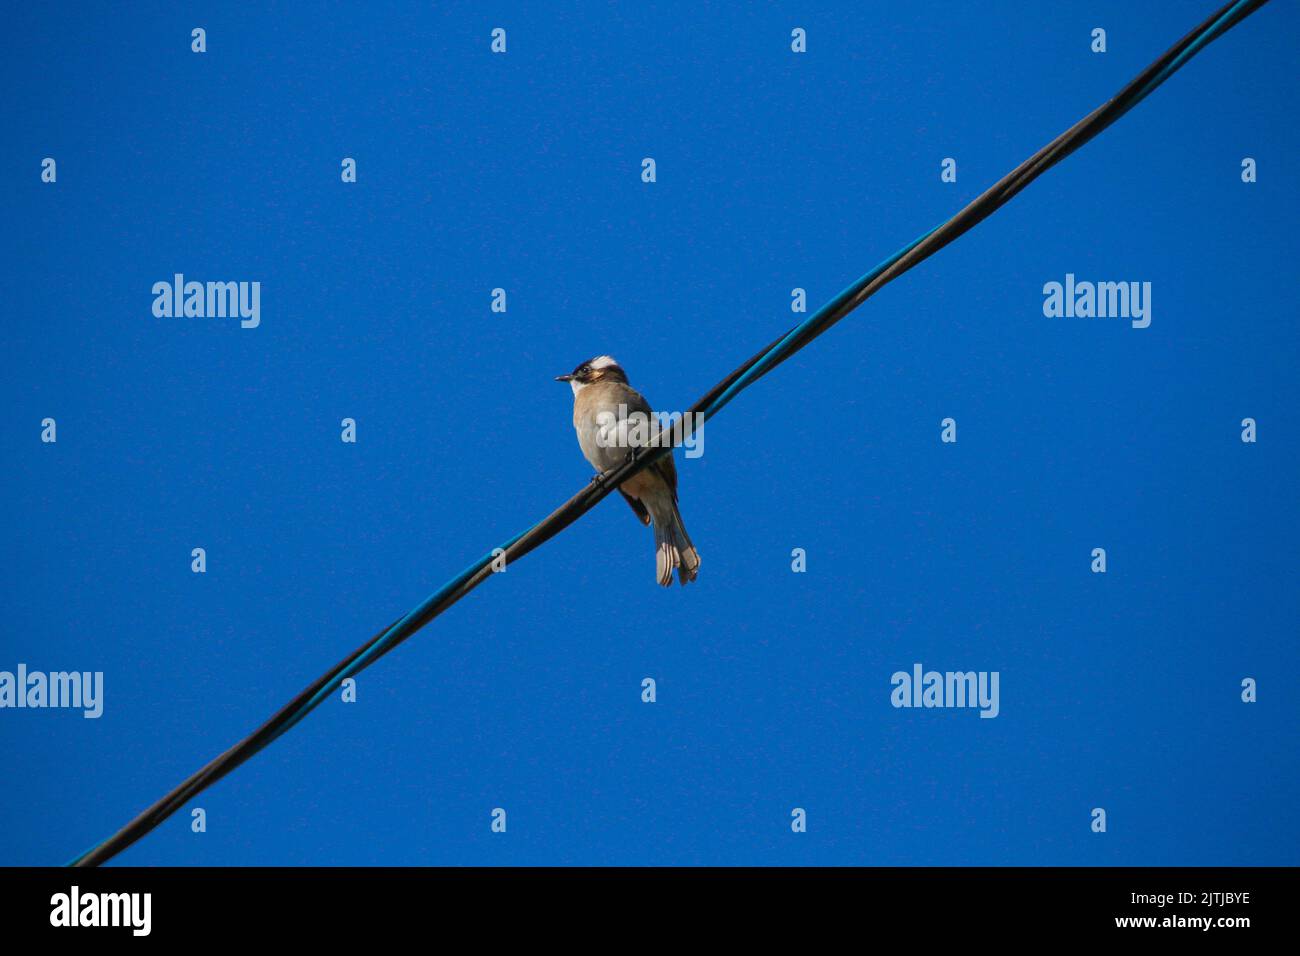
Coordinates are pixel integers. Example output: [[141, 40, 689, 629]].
[[2, 1, 1296, 866]]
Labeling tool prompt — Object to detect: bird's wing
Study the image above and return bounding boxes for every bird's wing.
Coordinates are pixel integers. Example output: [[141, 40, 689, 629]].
[[614, 384, 681, 501], [653, 448, 679, 500], [612, 383, 655, 418], [603, 382, 680, 502], [618, 488, 652, 525]]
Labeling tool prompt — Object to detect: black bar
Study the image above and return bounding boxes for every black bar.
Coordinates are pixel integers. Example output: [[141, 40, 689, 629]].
[[1, 866, 1283, 940]]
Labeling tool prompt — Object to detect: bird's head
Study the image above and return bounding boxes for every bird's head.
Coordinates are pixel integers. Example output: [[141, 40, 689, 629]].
[[556, 355, 628, 392]]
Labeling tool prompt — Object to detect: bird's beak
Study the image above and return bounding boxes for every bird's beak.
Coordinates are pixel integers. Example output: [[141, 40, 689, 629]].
[[555, 373, 573, 382]]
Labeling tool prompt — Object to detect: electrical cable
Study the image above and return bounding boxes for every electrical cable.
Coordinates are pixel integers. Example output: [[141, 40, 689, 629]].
[[68, 0, 1270, 866]]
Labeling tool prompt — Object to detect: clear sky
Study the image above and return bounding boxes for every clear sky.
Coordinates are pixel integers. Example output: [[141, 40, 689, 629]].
[[2, 1, 1296, 866]]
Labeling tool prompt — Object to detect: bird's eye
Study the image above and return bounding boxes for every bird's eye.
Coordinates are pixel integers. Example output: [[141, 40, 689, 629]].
[[580, 366, 591, 374]]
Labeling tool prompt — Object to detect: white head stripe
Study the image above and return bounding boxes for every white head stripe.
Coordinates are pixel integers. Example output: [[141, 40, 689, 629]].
[[589, 355, 619, 370]]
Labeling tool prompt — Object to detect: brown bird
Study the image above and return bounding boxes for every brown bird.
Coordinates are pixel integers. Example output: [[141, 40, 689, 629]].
[[556, 355, 701, 586]]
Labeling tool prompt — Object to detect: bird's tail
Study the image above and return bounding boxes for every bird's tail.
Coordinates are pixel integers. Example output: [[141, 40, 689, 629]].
[[652, 499, 701, 587]]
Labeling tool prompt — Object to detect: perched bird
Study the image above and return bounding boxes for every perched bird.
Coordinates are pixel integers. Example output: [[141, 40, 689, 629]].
[[557, 355, 701, 586]]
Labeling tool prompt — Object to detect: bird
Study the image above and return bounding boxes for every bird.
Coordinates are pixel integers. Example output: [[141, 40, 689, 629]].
[[556, 355, 701, 587]]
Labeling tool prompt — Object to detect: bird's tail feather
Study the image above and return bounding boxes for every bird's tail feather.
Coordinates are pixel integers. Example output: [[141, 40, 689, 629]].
[[652, 501, 701, 587]]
